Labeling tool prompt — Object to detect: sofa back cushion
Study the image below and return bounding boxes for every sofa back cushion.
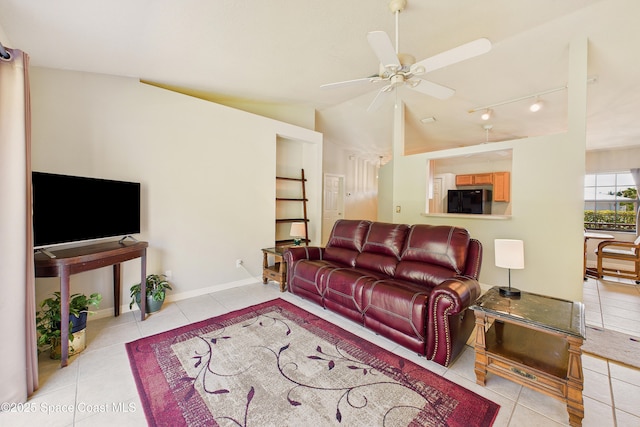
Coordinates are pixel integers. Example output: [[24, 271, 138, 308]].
[[355, 222, 409, 276], [395, 225, 470, 286], [324, 220, 371, 266]]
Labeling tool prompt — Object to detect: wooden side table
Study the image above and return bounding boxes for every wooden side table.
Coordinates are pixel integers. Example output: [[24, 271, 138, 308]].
[[261, 247, 287, 292], [470, 287, 586, 427]]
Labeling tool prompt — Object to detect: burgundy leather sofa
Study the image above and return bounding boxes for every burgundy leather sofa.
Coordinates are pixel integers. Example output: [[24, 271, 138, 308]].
[[283, 219, 482, 367]]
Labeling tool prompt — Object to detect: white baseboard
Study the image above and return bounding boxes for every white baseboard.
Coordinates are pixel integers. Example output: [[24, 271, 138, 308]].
[[89, 276, 263, 321]]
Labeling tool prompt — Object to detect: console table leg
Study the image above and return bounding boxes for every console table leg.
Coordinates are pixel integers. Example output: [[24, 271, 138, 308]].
[[60, 269, 70, 368], [139, 249, 147, 321], [113, 264, 121, 317], [262, 252, 268, 284]]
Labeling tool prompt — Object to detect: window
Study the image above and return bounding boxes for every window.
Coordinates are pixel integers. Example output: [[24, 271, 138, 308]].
[[584, 172, 637, 232]]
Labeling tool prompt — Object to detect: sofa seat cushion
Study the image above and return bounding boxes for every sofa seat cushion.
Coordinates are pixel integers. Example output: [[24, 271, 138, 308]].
[[288, 259, 342, 299], [361, 279, 430, 351], [324, 267, 389, 306], [322, 268, 382, 323]]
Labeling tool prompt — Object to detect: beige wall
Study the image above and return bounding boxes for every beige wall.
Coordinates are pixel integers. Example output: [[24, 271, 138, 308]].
[[379, 38, 589, 302], [30, 67, 322, 316]]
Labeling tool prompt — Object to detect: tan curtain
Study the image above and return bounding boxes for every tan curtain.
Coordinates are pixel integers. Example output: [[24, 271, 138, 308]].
[[0, 47, 38, 403]]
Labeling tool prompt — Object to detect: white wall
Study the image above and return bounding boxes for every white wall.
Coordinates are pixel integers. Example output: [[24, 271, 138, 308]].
[[322, 138, 379, 230], [378, 38, 589, 302], [30, 67, 321, 315]]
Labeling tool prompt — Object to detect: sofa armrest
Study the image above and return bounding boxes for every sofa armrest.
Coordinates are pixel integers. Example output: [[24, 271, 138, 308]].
[[431, 276, 481, 315], [427, 276, 481, 366], [282, 246, 324, 264]]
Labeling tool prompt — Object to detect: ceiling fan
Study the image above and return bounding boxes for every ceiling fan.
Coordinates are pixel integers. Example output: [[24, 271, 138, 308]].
[[321, 0, 492, 112]]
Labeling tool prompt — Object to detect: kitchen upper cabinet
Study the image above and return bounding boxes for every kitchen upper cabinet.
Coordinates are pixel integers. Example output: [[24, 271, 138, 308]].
[[492, 172, 510, 202], [455, 172, 510, 202]]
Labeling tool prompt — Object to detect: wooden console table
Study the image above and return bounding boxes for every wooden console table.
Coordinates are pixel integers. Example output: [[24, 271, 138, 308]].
[[35, 240, 148, 367], [470, 287, 586, 426]]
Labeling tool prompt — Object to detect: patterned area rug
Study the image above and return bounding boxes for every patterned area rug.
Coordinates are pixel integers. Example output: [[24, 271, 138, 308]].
[[126, 298, 499, 426]]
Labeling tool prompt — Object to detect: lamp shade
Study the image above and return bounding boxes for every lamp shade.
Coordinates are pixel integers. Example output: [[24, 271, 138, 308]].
[[290, 222, 306, 238], [494, 239, 524, 269]]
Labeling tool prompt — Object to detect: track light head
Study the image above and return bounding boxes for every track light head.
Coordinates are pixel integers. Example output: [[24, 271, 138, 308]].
[[481, 109, 492, 120], [529, 98, 543, 112]]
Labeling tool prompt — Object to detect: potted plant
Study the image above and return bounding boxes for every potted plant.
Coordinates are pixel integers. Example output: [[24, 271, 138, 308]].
[[130, 274, 172, 314], [36, 292, 102, 359]]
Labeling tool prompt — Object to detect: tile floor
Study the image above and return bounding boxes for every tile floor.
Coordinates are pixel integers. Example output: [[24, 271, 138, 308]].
[[2, 277, 639, 426]]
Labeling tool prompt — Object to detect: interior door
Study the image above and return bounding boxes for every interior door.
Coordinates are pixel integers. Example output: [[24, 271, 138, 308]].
[[432, 176, 443, 213], [322, 174, 345, 245]]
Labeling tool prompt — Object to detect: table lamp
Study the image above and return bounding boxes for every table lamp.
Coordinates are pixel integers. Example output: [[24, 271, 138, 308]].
[[495, 239, 524, 297], [290, 222, 306, 246]]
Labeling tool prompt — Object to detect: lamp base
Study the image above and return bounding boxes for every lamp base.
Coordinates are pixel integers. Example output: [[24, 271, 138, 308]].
[[499, 286, 521, 297]]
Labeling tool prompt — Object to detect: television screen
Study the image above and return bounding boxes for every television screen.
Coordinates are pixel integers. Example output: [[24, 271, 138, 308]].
[[32, 172, 141, 248]]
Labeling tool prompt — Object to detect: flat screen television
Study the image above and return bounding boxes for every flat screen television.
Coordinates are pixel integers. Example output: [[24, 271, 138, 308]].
[[32, 172, 141, 248]]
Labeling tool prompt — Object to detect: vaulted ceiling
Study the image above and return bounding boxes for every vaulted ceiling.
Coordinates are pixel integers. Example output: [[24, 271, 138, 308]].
[[1, 0, 639, 160]]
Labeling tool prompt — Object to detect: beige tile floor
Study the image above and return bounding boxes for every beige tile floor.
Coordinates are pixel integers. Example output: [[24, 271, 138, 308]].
[[2, 277, 639, 426]]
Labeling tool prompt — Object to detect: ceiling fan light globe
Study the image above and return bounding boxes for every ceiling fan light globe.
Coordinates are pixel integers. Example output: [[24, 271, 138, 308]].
[[397, 53, 416, 67]]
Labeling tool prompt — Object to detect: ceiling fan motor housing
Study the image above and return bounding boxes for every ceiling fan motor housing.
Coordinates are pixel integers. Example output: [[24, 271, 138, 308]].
[[390, 74, 405, 87], [389, 0, 407, 14]]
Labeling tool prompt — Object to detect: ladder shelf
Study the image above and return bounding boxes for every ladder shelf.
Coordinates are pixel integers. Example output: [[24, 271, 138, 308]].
[[275, 169, 309, 246]]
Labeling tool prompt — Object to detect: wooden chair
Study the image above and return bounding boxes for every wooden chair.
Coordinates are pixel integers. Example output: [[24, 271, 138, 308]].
[[595, 235, 640, 284]]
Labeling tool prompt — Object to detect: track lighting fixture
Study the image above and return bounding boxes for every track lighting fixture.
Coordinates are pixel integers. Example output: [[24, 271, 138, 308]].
[[468, 78, 596, 117]]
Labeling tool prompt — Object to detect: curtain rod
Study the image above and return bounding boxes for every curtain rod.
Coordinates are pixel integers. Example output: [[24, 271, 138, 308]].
[[0, 41, 10, 59]]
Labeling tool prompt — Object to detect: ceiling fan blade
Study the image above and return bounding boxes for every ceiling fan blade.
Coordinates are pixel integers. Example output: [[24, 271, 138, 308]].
[[415, 38, 491, 73], [320, 77, 380, 90], [366, 86, 393, 112], [367, 31, 401, 70], [409, 79, 455, 100]]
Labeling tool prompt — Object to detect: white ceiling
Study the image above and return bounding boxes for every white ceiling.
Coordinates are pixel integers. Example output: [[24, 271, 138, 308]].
[[1, 0, 639, 160]]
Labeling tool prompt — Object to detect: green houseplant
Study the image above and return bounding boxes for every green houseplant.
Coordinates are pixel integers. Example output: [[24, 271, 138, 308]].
[[130, 274, 172, 313], [36, 292, 102, 359]]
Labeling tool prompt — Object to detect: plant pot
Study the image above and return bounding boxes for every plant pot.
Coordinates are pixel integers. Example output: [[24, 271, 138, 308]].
[[134, 293, 165, 313], [50, 329, 86, 359], [53, 310, 88, 333], [49, 311, 88, 359]]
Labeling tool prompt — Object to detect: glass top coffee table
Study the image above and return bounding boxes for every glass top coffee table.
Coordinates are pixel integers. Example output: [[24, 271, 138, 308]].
[[470, 286, 586, 427]]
